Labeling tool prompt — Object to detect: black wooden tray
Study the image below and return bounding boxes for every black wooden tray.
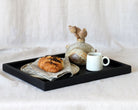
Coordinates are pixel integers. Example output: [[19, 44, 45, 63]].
[[2, 53, 131, 91]]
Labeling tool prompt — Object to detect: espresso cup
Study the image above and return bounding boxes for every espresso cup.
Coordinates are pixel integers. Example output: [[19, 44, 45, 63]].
[[86, 52, 110, 71]]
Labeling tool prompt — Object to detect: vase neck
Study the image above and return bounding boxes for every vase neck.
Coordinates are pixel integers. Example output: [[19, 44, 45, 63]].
[[77, 39, 85, 43]]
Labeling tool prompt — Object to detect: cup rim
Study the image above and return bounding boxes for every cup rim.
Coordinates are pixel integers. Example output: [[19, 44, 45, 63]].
[[88, 52, 101, 56]]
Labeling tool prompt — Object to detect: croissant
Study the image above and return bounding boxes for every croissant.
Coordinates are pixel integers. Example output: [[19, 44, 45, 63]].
[[38, 56, 64, 73]]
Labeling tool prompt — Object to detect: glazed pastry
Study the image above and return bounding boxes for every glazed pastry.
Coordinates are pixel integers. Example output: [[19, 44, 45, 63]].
[[38, 56, 64, 73]]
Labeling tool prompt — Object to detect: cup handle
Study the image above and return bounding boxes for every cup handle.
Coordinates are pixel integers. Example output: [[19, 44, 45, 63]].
[[102, 56, 110, 66]]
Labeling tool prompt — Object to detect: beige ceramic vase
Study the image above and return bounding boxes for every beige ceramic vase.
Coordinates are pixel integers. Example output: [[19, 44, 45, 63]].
[[65, 26, 96, 65]]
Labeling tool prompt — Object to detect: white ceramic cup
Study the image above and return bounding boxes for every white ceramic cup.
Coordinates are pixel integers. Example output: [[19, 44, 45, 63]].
[[86, 52, 110, 71]]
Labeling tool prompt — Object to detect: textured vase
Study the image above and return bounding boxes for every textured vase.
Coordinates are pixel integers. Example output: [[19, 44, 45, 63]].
[[65, 39, 95, 65]]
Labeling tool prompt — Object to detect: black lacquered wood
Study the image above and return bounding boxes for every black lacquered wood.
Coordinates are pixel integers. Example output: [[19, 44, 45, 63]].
[[2, 53, 131, 91]]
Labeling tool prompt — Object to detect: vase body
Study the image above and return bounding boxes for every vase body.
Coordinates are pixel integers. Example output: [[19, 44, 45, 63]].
[[65, 40, 95, 65]]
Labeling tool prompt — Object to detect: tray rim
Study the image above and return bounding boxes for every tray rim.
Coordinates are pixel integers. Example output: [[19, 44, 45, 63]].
[[2, 53, 132, 91]]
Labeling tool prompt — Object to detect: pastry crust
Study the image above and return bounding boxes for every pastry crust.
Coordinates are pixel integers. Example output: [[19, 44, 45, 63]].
[[38, 56, 64, 73]]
